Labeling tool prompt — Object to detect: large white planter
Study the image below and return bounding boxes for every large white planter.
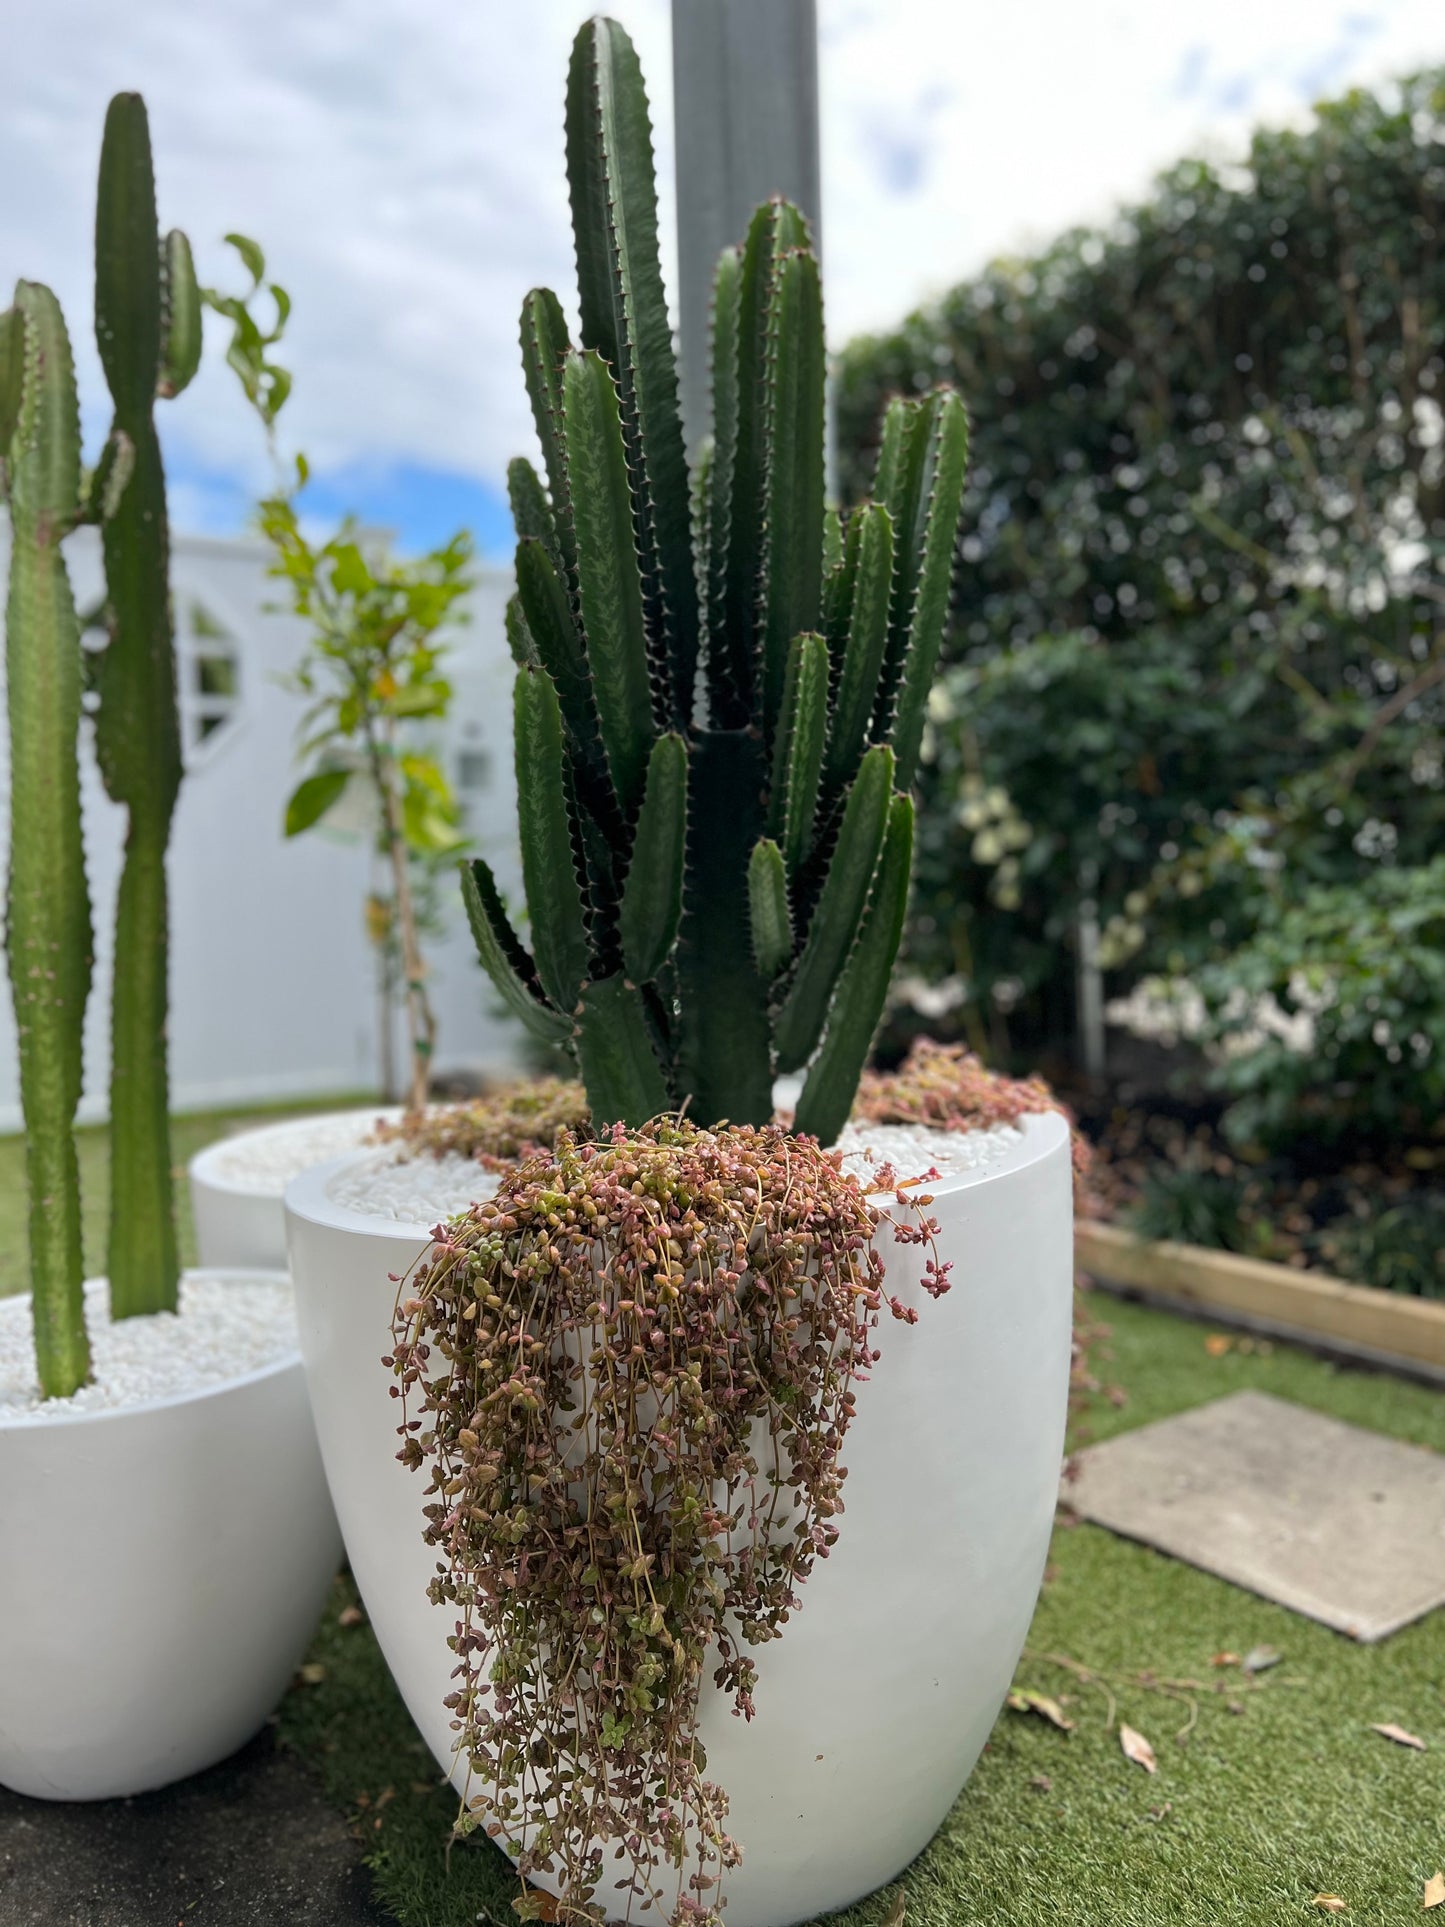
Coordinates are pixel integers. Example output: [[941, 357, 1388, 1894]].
[[286, 1114, 1074, 1927], [189, 1108, 399, 1270], [0, 1270, 343, 1801]]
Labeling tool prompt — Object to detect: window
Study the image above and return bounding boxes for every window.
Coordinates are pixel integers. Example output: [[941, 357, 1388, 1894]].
[[179, 599, 242, 757]]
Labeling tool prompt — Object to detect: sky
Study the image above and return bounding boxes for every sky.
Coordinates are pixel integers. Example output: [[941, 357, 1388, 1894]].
[[3, 1, 1442, 557]]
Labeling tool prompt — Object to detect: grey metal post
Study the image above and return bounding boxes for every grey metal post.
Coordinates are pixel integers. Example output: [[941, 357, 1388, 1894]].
[[671, 0, 821, 456]]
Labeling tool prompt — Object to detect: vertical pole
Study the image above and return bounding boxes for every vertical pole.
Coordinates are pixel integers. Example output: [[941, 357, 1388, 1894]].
[[672, 0, 822, 457]]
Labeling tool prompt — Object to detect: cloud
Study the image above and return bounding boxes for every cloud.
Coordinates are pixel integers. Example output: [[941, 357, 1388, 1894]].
[[2, 0, 1440, 545]]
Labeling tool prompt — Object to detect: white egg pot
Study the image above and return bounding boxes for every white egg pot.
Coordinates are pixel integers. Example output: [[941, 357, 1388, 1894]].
[[0, 1270, 343, 1801], [285, 1113, 1074, 1927], [189, 1108, 400, 1270]]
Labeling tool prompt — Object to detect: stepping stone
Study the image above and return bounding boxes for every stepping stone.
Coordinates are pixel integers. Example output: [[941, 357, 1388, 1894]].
[[0, 1729, 387, 1926], [1066, 1390, 1445, 1641]]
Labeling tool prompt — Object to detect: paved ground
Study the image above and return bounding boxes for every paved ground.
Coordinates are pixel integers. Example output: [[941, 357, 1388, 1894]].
[[0, 1728, 387, 1927]]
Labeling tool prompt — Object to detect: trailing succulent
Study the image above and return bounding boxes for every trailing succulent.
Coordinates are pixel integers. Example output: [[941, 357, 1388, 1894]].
[[465, 16, 969, 1145], [390, 1120, 946, 1926]]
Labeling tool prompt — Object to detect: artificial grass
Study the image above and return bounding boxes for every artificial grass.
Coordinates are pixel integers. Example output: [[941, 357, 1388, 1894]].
[[0, 1093, 374, 1292], [276, 1291, 1445, 1927]]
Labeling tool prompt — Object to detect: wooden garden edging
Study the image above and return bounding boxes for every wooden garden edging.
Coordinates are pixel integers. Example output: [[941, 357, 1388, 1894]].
[[1076, 1220, 1445, 1378]]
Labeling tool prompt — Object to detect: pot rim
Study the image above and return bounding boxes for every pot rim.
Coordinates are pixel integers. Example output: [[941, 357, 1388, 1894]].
[[188, 1107, 402, 1199], [284, 1108, 1072, 1242], [0, 1268, 303, 1434]]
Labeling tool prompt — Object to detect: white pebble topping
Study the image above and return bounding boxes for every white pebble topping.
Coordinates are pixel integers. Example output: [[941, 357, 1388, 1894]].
[[833, 1119, 1020, 1190], [328, 1148, 501, 1226], [0, 1274, 299, 1425], [326, 1120, 1018, 1226], [205, 1110, 391, 1193]]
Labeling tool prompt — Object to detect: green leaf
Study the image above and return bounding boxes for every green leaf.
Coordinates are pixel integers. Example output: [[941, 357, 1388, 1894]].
[[223, 232, 266, 288], [794, 794, 915, 1144], [562, 349, 654, 814], [284, 767, 350, 836], [768, 632, 830, 871], [747, 838, 793, 979], [329, 542, 371, 596], [565, 16, 697, 725], [620, 733, 688, 983], [460, 859, 573, 1047], [575, 974, 670, 1126], [773, 744, 894, 1072], [758, 247, 826, 737], [514, 667, 591, 1013], [825, 502, 894, 794]]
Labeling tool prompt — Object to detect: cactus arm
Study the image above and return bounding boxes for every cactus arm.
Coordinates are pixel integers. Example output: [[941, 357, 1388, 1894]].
[[505, 592, 540, 669], [619, 731, 687, 984], [93, 93, 183, 1318], [79, 429, 135, 525], [460, 859, 574, 1047], [514, 667, 591, 1015], [882, 391, 969, 789], [870, 393, 909, 512], [508, 455, 561, 569], [823, 504, 843, 577], [767, 632, 829, 872], [824, 502, 894, 795], [747, 837, 793, 980], [520, 288, 580, 594], [565, 17, 697, 727], [704, 245, 744, 721], [514, 535, 611, 810], [793, 793, 914, 1145], [574, 974, 670, 1127], [757, 246, 826, 737], [2, 283, 92, 1398], [674, 730, 775, 1125], [563, 348, 654, 815], [773, 744, 894, 1073], [157, 230, 201, 398]]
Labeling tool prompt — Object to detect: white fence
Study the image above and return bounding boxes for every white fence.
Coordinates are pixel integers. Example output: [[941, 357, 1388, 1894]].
[[0, 528, 528, 1131]]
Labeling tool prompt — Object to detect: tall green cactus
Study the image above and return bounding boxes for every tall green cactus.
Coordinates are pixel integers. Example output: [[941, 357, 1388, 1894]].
[[467, 17, 970, 1144], [1, 283, 132, 1396], [92, 93, 200, 1318]]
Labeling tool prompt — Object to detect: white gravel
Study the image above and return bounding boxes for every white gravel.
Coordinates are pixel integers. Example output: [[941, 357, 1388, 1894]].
[[204, 1110, 391, 1193], [329, 1148, 501, 1225], [0, 1274, 299, 1425], [327, 1120, 1019, 1227], [834, 1119, 1019, 1190]]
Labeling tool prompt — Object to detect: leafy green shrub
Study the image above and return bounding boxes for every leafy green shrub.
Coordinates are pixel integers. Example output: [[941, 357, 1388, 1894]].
[[1325, 1194, 1445, 1297], [1129, 1165, 1259, 1256]]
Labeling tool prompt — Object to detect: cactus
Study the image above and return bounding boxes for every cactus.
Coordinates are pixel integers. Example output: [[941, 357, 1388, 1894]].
[[1, 284, 133, 1396], [92, 93, 200, 1318], [466, 17, 969, 1143]]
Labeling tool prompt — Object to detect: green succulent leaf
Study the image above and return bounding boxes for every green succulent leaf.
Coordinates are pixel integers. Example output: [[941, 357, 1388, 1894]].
[[514, 666, 591, 1014], [620, 732, 688, 983], [283, 767, 350, 836], [747, 838, 793, 980], [773, 744, 894, 1073], [461, 859, 573, 1047], [794, 794, 914, 1144], [563, 348, 654, 816]]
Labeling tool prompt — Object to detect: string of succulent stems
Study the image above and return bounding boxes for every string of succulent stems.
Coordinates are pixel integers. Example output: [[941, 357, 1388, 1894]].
[[465, 15, 971, 1146], [389, 1119, 950, 1927]]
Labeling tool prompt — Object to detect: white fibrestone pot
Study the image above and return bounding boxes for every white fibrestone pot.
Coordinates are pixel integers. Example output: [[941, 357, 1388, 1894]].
[[286, 1113, 1074, 1927], [0, 1270, 343, 1801], [189, 1108, 400, 1270]]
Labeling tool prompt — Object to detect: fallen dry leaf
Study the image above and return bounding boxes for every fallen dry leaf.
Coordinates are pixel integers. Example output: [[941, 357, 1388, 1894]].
[[338, 1604, 365, 1629], [1311, 1897, 1347, 1915], [881, 1890, 906, 1927], [1368, 1722, 1425, 1751], [1423, 1870, 1445, 1909], [1006, 1689, 1075, 1733], [296, 1662, 327, 1686], [1029, 1773, 1053, 1793], [1204, 1333, 1233, 1356], [1242, 1644, 1282, 1674], [1210, 1651, 1241, 1668], [1119, 1723, 1157, 1773]]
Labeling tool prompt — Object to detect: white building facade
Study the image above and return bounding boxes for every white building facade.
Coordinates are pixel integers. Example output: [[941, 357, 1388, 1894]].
[[0, 528, 527, 1131]]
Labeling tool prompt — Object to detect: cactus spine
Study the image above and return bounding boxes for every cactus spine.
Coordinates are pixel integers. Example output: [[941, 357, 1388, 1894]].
[[1, 285, 119, 1396], [93, 93, 200, 1318], [466, 17, 970, 1143]]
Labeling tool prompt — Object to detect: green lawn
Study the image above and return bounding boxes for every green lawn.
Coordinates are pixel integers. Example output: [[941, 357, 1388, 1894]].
[[276, 1292, 1445, 1927], [0, 1095, 373, 1292]]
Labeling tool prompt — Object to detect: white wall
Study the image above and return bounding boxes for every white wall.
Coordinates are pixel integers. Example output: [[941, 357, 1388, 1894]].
[[0, 528, 528, 1131]]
